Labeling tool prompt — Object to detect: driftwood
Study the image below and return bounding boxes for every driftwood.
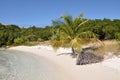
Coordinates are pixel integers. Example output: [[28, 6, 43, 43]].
[[76, 48, 103, 65]]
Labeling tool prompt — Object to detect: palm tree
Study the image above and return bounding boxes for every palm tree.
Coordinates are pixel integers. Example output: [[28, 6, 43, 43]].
[[51, 13, 98, 57]]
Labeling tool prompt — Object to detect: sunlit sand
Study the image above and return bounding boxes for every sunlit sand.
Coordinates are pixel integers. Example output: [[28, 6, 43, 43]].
[[9, 45, 120, 80]]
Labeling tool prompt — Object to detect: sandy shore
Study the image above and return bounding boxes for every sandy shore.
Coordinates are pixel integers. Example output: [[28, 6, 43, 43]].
[[9, 45, 120, 80]]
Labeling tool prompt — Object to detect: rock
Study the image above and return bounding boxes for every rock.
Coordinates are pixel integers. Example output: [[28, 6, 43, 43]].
[[76, 48, 103, 65]]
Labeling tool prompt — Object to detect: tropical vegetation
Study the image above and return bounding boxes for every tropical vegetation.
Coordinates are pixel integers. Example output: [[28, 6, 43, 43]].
[[51, 13, 98, 57], [0, 14, 120, 48]]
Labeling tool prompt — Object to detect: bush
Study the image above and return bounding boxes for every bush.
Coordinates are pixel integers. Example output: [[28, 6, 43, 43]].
[[115, 33, 120, 41], [26, 35, 38, 42], [14, 38, 26, 45], [37, 38, 44, 42]]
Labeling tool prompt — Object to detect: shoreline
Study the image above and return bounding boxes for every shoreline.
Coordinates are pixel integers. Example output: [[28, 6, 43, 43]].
[[9, 45, 120, 80]]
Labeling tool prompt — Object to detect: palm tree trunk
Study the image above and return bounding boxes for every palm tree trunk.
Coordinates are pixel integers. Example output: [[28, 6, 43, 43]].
[[71, 47, 76, 58], [76, 53, 81, 65]]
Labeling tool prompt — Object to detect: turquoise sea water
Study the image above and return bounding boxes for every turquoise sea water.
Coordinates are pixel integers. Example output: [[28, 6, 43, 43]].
[[0, 50, 65, 80]]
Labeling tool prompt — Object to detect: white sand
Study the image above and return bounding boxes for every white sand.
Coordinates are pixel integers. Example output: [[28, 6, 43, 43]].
[[9, 45, 120, 80]]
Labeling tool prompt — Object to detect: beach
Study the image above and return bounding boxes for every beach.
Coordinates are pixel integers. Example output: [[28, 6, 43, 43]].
[[9, 45, 120, 80], [0, 49, 72, 80]]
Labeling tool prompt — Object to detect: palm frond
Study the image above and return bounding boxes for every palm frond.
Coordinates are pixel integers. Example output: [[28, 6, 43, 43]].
[[77, 31, 98, 44], [60, 15, 74, 38], [70, 38, 82, 51], [79, 31, 97, 38], [60, 24, 72, 38], [75, 20, 89, 33], [60, 15, 73, 26]]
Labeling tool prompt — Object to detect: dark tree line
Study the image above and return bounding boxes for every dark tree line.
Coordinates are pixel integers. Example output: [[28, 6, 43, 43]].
[[0, 24, 52, 47], [0, 18, 120, 47], [81, 18, 120, 40]]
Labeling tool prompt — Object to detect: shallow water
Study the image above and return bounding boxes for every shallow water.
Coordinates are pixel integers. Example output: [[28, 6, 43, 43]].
[[0, 50, 65, 80]]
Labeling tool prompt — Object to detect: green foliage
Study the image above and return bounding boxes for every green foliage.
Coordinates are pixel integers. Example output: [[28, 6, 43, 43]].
[[37, 38, 44, 42], [0, 24, 21, 46], [26, 34, 38, 42], [40, 26, 53, 40], [0, 15, 120, 47], [51, 13, 97, 51], [14, 38, 26, 45], [115, 33, 120, 41]]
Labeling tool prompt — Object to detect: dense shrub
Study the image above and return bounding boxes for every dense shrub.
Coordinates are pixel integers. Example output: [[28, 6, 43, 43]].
[[14, 38, 26, 45], [115, 33, 120, 41]]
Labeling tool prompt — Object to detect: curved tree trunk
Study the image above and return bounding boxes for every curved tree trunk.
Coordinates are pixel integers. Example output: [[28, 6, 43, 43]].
[[71, 47, 77, 58], [76, 53, 81, 65]]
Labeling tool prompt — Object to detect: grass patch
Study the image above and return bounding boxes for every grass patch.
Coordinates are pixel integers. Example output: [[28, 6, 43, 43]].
[[94, 40, 120, 56], [23, 42, 40, 46]]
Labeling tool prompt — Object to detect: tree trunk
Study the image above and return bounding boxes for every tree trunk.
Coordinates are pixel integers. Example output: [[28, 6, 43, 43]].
[[76, 53, 81, 65], [71, 47, 77, 58]]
